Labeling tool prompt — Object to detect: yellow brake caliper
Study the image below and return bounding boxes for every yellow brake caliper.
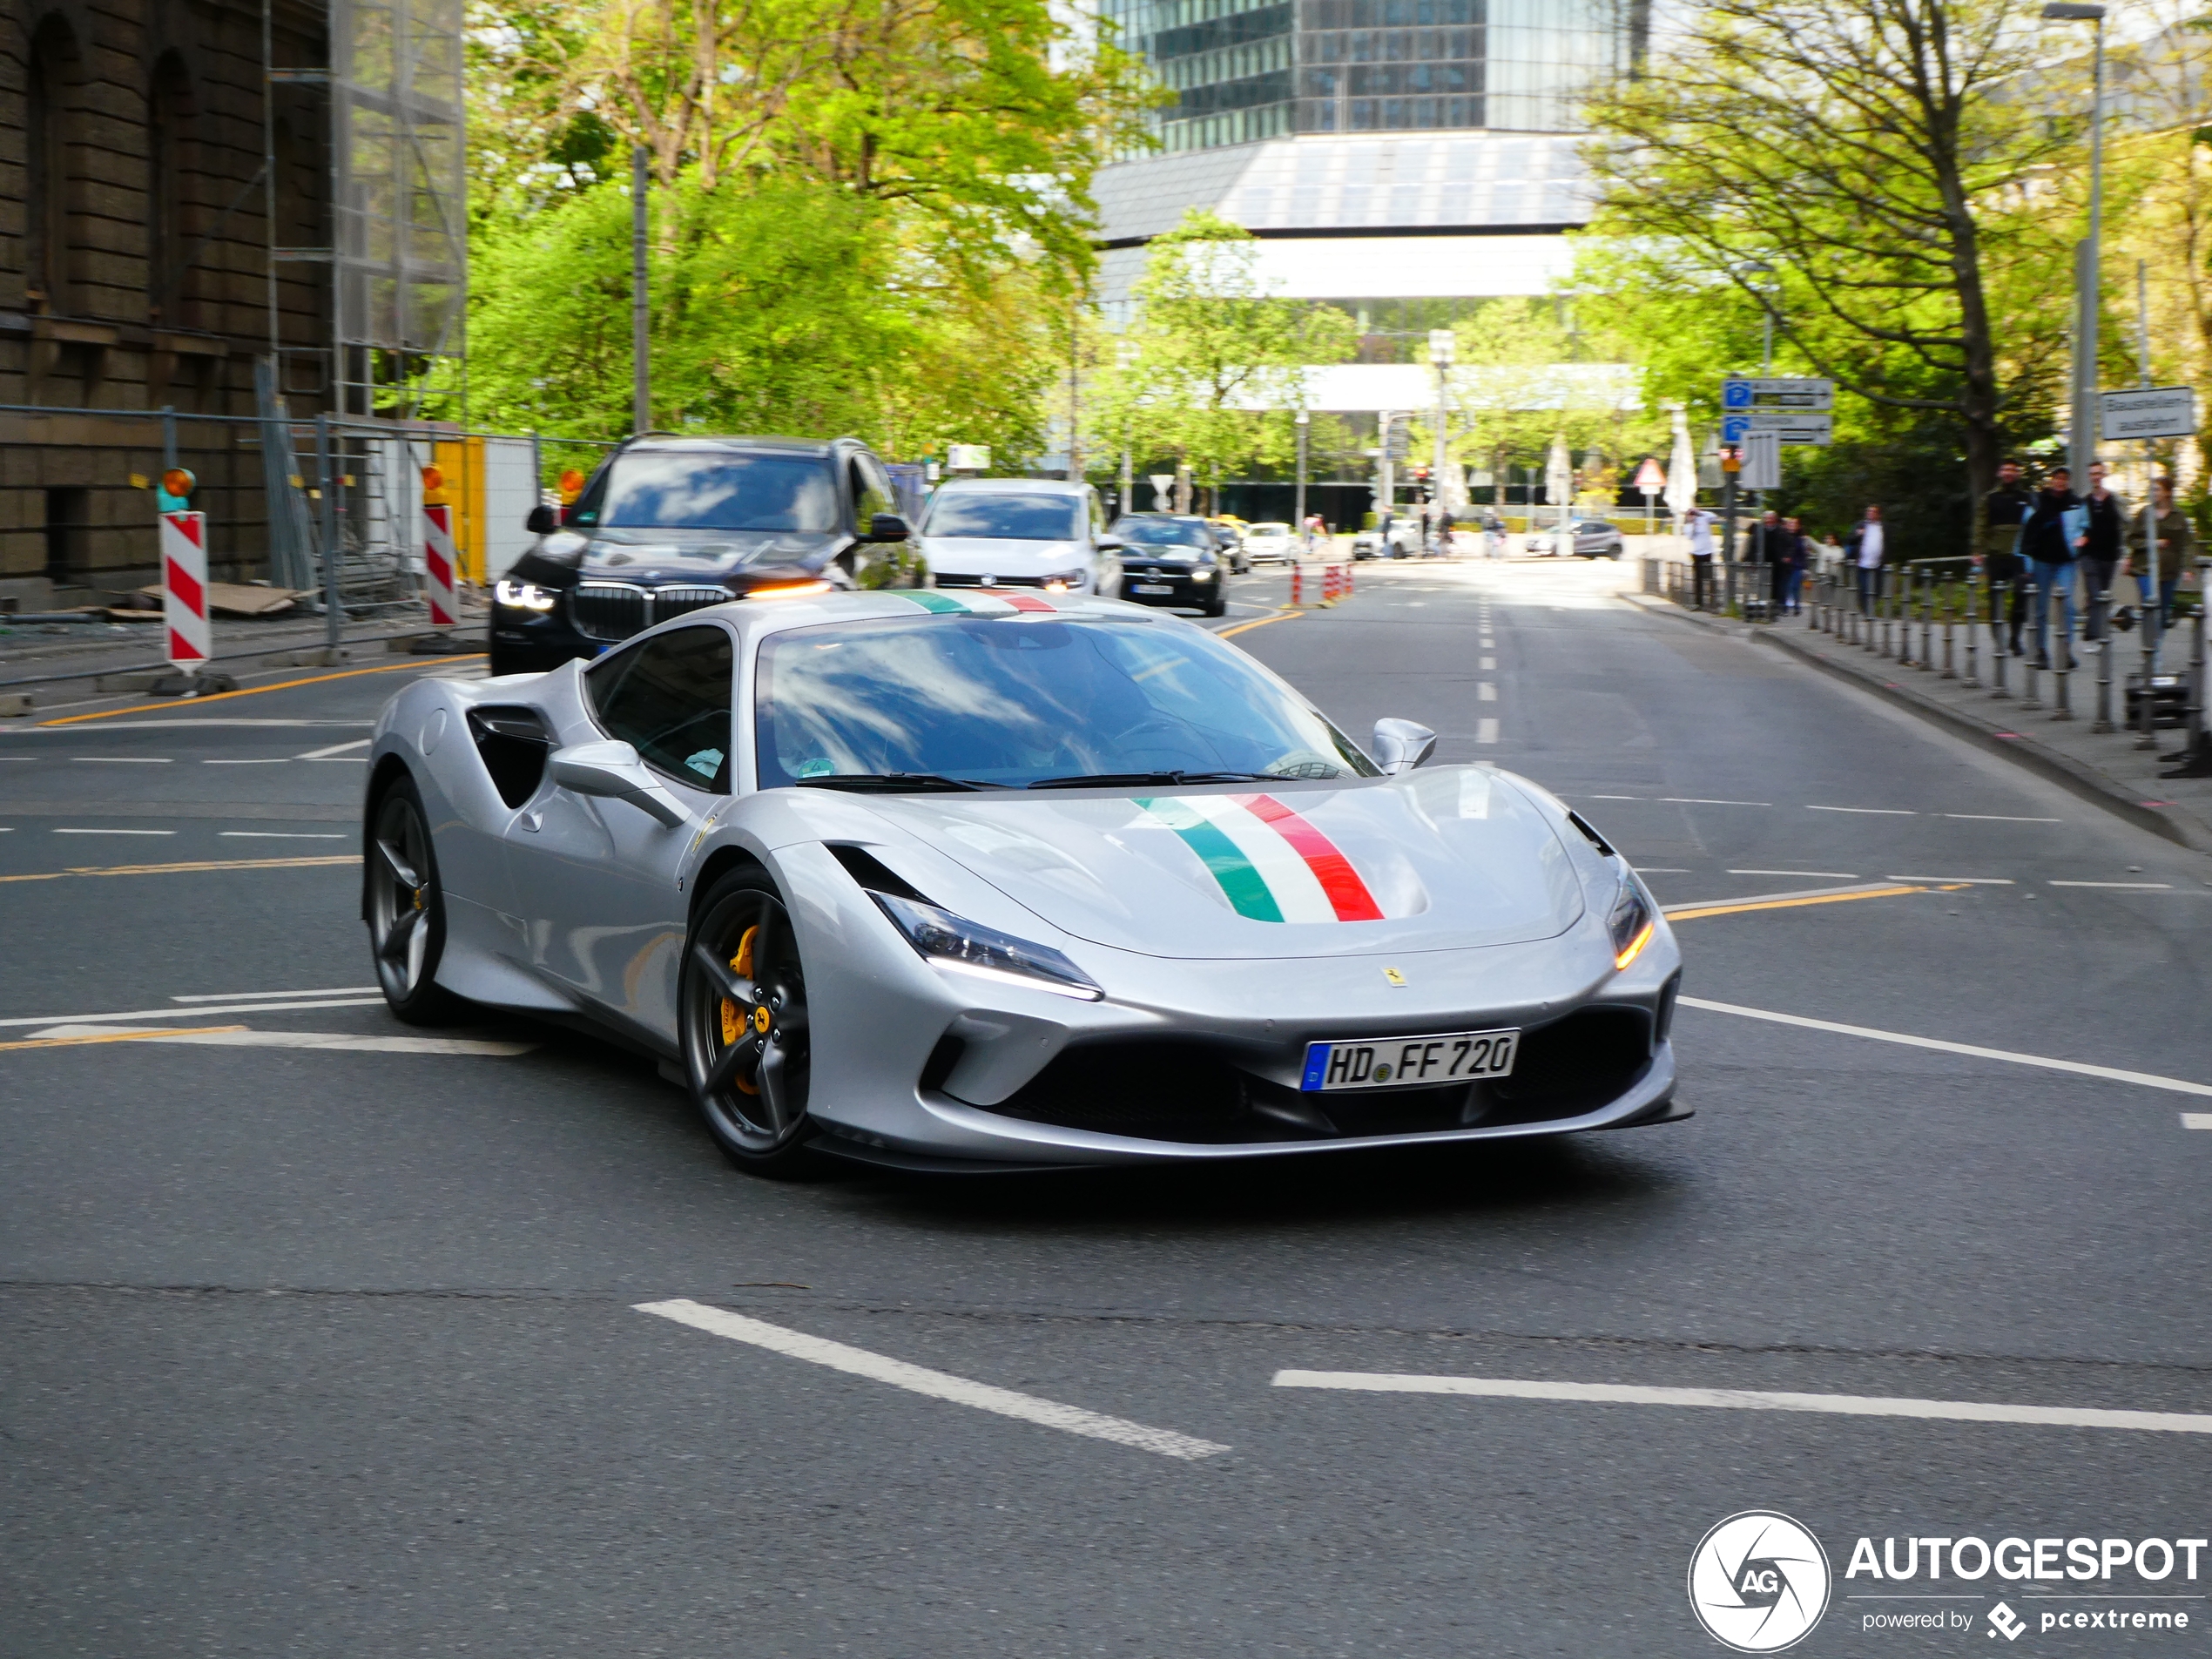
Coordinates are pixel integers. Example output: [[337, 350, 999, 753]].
[[718, 924, 761, 1095]]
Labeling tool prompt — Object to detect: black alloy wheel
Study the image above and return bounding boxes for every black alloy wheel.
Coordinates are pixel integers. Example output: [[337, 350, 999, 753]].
[[680, 870, 819, 1177], [366, 778, 464, 1024]]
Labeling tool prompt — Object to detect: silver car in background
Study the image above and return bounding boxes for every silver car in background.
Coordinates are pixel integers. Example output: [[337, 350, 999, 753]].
[[1242, 523, 1297, 564], [916, 477, 1122, 596]]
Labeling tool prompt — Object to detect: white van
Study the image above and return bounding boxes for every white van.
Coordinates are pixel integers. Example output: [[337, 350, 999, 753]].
[[916, 478, 1123, 596]]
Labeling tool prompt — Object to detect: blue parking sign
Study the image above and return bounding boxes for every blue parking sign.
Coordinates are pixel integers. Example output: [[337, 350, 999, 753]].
[[1722, 380, 1753, 409], [1722, 414, 1750, 443]]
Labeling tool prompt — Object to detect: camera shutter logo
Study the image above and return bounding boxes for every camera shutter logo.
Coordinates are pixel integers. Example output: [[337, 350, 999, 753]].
[[1688, 1511, 1832, 1652]]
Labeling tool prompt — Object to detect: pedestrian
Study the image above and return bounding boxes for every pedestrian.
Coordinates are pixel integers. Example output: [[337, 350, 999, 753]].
[[2126, 475, 2200, 625], [1780, 515, 1809, 616], [1845, 503, 1886, 616], [1683, 504, 1717, 609], [2076, 460, 2128, 645], [2020, 464, 2081, 668], [1976, 458, 2031, 658]]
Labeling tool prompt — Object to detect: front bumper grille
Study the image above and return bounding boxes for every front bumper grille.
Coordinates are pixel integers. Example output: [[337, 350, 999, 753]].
[[960, 1006, 1656, 1145], [934, 572, 1048, 589], [569, 582, 734, 643]]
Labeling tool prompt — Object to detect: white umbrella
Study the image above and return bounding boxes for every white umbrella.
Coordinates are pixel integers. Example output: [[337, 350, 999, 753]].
[[1663, 408, 1697, 524], [1545, 435, 1574, 543]]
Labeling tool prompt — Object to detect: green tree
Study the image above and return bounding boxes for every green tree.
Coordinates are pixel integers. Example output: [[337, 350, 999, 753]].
[[1579, 0, 2074, 512], [1099, 211, 1356, 510]]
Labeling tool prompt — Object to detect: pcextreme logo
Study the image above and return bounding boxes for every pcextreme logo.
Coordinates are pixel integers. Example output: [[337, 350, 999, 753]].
[[1689, 1511, 1834, 1652]]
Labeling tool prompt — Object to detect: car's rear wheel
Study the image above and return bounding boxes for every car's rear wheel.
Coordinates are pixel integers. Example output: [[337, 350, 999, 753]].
[[366, 777, 466, 1024], [679, 870, 821, 1177]]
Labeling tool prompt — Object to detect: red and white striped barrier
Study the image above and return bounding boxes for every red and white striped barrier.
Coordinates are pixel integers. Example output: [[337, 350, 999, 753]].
[[421, 501, 459, 630], [1290, 562, 1357, 608], [159, 509, 211, 671]]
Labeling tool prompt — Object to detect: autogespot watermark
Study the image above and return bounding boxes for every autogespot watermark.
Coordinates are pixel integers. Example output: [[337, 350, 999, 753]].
[[1690, 1518, 2208, 1648]]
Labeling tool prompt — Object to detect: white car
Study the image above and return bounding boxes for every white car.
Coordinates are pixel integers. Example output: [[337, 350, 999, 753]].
[[917, 478, 1121, 596], [1243, 522, 1297, 563]]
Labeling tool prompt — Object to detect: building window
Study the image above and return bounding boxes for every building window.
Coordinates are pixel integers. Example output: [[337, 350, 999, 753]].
[[149, 54, 199, 329], [44, 488, 89, 583], [26, 17, 80, 314]]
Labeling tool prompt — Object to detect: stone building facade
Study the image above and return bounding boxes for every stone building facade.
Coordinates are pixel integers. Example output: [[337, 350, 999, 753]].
[[2, 0, 333, 607]]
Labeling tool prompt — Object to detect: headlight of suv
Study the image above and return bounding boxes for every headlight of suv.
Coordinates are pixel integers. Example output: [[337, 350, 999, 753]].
[[1042, 568, 1089, 593], [1190, 565, 1216, 582], [494, 578, 558, 612], [1608, 873, 1656, 970], [872, 893, 1103, 1001]]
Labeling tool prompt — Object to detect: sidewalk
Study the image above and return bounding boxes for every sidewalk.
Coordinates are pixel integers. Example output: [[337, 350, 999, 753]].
[[1623, 578, 2212, 857]]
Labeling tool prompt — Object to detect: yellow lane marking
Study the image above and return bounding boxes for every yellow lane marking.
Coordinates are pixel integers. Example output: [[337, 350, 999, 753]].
[[0, 854, 360, 885], [0, 1024, 248, 1054], [1667, 884, 1929, 921], [38, 657, 483, 725], [1217, 610, 1304, 639]]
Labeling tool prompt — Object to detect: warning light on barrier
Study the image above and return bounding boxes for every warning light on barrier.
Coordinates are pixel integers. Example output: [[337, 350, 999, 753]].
[[162, 468, 197, 499], [558, 469, 586, 502], [421, 464, 446, 493]]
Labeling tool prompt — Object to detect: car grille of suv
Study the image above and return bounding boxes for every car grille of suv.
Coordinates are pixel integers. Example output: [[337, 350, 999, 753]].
[[654, 585, 735, 619], [570, 583, 650, 642], [932, 572, 1046, 588], [952, 1006, 1656, 1145], [569, 583, 732, 642]]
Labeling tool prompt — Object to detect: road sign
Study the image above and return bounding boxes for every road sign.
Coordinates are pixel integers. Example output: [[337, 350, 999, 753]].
[[1722, 411, 1832, 446], [2100, 386, 2197, 442], [1632, 457, 1666, 493], [947, 443, 992, 471], [159, 509, 211, 670], [1721, 377, 1834, 412], [1741, 431, 1782, 490], [1149, 473, 1175, 509]]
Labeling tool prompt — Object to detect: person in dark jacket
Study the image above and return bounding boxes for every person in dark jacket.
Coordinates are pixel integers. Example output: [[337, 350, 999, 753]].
[[1780, 515, 1809, 615], [1978, 459, 2031, 656], [2020, 466, 2080, 668], [2075, 460, 2128, 643]]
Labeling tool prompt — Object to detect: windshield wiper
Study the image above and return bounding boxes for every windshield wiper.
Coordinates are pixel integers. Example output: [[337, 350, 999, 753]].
[[795, 772, 1006, 792], [1025, 770, 1291, 790]]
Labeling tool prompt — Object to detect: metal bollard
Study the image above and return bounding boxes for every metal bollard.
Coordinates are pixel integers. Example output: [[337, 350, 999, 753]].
[[1962, 577, 1979, 686], [2050, 579, 2074, 721], [2173, 572, 2209, 772], [2091, 587, 2114, 732], [1942, 582, 1956, 678], [1879, 570, 1894, 658], [2136, 581, 2163, 750], [1920, 572, 1935, 669], [2019, 581, 2041, 709], [1990, 582, 2010, 698]]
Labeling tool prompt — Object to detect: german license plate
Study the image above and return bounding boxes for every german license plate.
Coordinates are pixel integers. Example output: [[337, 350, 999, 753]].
[[1131, 582, 1174, 594], [1300, 1028, 1519, 1092]]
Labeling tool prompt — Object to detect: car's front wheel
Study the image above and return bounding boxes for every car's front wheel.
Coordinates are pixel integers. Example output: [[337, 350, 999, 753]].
[[366, 776, 465, 1024], [679, 869, 821, 1177]]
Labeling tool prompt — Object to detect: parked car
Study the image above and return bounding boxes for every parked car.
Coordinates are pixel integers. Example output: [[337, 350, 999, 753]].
[[491, 435, 921, 676], [1352, 522, 1421, 560], [915, 477, 1121, 597], [1527, 519, 1626, 559]]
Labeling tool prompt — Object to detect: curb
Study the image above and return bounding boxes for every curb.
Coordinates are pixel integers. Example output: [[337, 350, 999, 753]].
[[1620, 590, 2212, 857]]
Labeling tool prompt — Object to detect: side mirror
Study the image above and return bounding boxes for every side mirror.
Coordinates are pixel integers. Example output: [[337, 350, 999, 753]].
[[866, 513, 912, 543], [525, 502, 559, 535], [1371, 718, 1437, 775], [549, 739, 691, 826]]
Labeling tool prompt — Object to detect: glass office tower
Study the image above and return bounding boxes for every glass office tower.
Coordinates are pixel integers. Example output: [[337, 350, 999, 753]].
[[1103, 0, 1644, 152]]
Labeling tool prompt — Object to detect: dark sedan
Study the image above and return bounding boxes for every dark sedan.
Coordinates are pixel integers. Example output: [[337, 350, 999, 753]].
[[489, 435, 923, 675], [1108, 515, 1228, 617]]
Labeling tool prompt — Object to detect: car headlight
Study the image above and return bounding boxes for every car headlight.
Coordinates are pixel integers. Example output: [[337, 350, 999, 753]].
[[1042, 568, 1088, 593], [1190, 566, 1216, 582], [494, 578, 558, 612], [872, 893, 1103, 1001], [1608, 873, 1656, 970]]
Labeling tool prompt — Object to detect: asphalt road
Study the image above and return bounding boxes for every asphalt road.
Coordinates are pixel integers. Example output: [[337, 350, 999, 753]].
[[5, 564, 2211, 1658]]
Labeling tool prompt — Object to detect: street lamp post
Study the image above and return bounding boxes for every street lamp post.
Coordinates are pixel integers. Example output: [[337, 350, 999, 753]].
[[1428, 328, 1455, 540], [1294, 409, 1311, 553], [2043, 2, 2107, 482]]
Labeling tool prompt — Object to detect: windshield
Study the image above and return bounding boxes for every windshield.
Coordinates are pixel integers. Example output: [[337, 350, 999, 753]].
[[599, 453, 839, 533], [755, 614, 1377, 788], [1111, 517, 1211, 550], [923, 493, 1084, 542]]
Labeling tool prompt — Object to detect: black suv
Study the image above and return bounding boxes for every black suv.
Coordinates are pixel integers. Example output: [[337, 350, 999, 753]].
[[489, 435, 922, 674], [1108, 515, 1228, 617]]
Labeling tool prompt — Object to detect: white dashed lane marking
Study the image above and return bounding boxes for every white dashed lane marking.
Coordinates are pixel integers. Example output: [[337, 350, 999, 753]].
[[636, 1300, 1229, 1461], [1476, 718, 1499, 744], [2184, 1113, 2212, 1130], [1809, 805, 1913, 815], [1728, 869, 1858, 880], [1271, 1372, 2212, 1434], [1478, 684, 1497, 702], [51, 828, 176, 836], [2049, 880, 2174, 890]]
